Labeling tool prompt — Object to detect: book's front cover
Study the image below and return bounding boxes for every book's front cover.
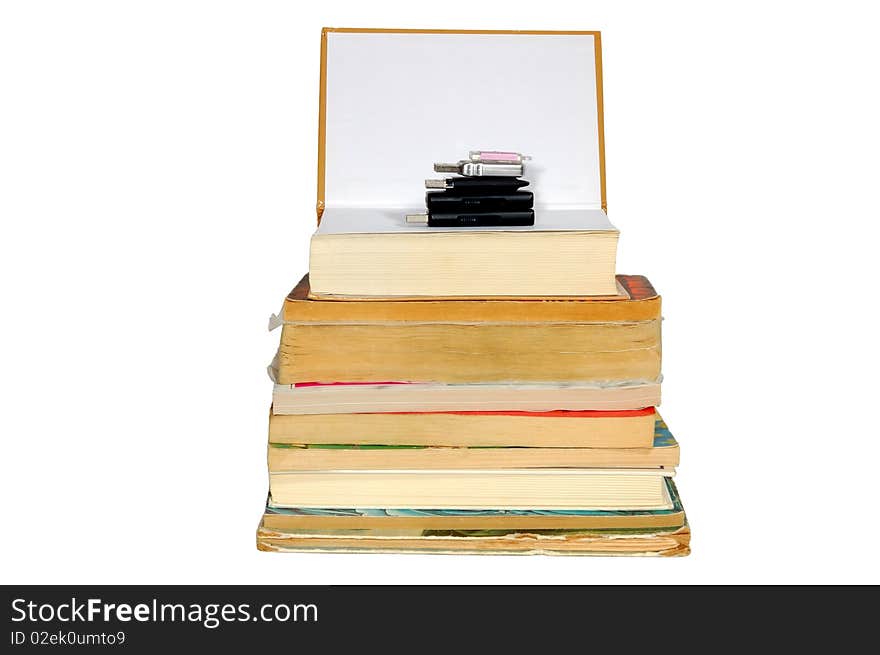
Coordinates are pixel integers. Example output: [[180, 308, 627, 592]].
[[317, 29, 607, 222]]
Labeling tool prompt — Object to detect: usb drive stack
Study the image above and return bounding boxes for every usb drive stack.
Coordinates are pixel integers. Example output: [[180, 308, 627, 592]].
[[407, 151, 535, 227]]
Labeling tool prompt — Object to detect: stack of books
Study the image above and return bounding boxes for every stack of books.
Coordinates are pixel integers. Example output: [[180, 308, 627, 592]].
[[256, 28, 690, 556], [258, 246, 689, 556]]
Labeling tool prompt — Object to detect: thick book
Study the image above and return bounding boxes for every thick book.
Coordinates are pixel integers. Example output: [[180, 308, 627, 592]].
[[269, 468, 674, 511], [263, 476, 684, 531], [268, 408, 657, 448], [273, 275, 661, 386], [267, 416, 679, 471], [309, 208, 618, 298], [280, 273, 658, 321]]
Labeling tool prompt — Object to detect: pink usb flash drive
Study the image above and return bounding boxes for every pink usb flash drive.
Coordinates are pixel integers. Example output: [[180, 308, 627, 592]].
[[468, 150, 531, 164]]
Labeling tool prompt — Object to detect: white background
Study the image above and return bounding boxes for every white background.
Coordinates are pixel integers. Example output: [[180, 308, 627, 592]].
[[2, 1, 878, 584]]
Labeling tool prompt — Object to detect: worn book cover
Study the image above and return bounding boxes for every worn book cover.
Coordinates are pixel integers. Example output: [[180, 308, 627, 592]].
[[257, 524, 690, 556]]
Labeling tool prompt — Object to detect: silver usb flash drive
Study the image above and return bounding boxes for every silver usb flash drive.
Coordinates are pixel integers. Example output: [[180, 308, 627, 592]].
[[432, 161, 524, 177]]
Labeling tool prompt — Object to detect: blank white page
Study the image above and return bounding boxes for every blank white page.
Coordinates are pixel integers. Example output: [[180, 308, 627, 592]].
[[324, 31, 602, 211]]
